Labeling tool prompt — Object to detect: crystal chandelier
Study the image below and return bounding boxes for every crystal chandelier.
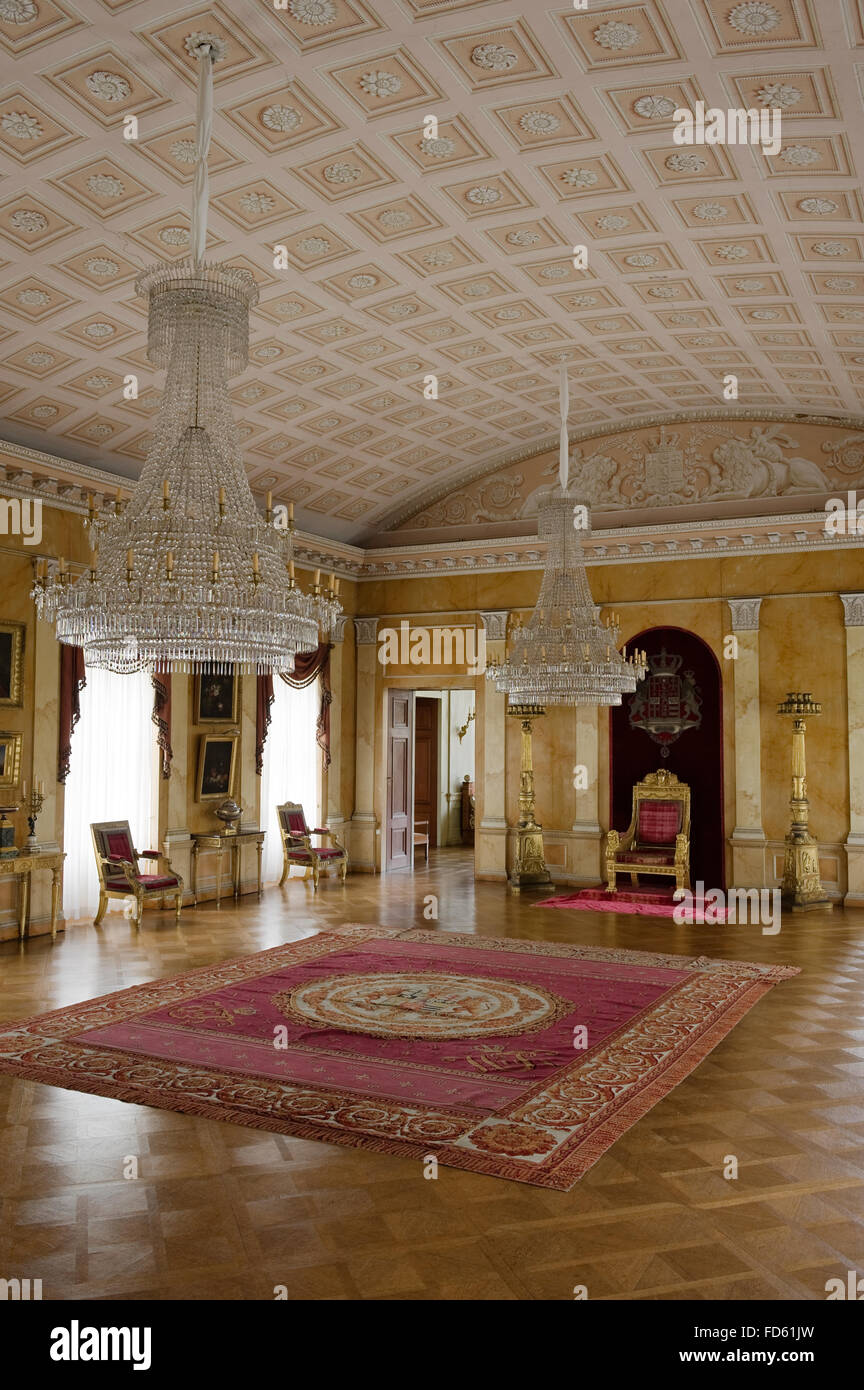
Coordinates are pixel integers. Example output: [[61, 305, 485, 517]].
[[486, 370, 646, 706], [33, 39, 323, 674]]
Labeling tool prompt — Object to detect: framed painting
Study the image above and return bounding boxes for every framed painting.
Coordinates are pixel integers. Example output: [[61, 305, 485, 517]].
[[196, 733, 238, 802], [0, 732, 22, 788], [195, 670, 238, 723], [0, 622, 24, 707]]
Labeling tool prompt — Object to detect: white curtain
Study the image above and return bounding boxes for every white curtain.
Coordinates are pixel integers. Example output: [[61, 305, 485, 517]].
[[260, 676, 321, 884], [63, 667, 157, 923]]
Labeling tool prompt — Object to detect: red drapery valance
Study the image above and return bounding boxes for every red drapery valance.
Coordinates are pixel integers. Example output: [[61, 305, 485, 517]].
[[256, 673, 274, 775], [256, 643, 332, 773], [58, 645, 86, 783], [151, 674, 172, 779]]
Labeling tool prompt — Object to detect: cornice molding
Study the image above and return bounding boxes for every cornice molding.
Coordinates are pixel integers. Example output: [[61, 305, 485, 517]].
[[5, 439, 862, 583]]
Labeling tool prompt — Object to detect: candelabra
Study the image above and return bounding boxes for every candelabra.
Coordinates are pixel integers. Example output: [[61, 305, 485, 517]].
[[777, 692, 832, 910], [23, 782, 44, 854], [507, 703, 551, 890]]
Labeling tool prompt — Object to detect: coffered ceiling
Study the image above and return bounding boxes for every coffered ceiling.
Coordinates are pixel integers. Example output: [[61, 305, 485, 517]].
[[1, 0, 864, 542]]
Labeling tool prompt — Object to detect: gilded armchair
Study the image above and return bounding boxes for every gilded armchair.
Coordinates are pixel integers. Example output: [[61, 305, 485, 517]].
[[276, 802, 348, 890], [604, 769, 690, 894], [91, 820, 184, 928]]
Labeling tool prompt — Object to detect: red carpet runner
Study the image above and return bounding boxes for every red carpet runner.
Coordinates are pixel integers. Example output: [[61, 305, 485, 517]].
[[0, 925, 796, 1190], [537, 886, 727, 919]]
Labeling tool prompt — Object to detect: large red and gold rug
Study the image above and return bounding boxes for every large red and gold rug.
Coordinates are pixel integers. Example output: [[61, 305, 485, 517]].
[[0, 926, 797, 1190]]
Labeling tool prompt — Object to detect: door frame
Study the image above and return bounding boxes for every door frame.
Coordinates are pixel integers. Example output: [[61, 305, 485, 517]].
[[385, 687, 415, 871]]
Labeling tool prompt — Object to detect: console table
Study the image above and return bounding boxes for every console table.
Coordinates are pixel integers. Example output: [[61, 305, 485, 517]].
[[0, 850, 66, 941], [190, 830, 265, 906]]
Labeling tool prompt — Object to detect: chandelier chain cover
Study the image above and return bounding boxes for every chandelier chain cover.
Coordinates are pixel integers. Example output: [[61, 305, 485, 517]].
[[32, 44, 327, 675]]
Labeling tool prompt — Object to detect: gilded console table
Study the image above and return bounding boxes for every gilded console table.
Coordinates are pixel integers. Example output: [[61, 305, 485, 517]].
[[0, 850, 65, 941], [191, 830, 264, 906]]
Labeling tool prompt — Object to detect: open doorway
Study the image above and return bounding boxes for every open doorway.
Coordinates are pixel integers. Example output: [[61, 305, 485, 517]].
[[414, 690, 475, 866], [384, 688, 476, 871]]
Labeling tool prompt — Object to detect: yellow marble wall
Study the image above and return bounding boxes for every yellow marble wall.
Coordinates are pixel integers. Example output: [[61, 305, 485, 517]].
[[357, 549, 854, 893], [760, 594, 848, 846], [0, 504, 90, 937], [0, 483, 857, 929]]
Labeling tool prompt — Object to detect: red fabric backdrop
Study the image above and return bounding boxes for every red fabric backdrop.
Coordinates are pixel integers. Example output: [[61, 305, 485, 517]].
[[609, 626, 725, 891]]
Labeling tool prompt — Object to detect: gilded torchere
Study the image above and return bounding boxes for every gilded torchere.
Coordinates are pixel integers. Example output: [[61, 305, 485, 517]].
[[507, 703, 551, 890], [777, 692, 832, 911]]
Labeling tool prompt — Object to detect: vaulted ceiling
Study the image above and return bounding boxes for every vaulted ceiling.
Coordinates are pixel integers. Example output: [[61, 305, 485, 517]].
[[1, 0, 863, 542]]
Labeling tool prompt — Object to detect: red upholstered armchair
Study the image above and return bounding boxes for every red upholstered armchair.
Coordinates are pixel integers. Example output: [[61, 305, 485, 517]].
[[91, 821, 184, 929], [277, 802, 347, 890], [604, 769, 690, 894]]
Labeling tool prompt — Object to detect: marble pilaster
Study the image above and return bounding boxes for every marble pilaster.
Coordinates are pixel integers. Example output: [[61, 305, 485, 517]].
[[727, 598, 767, 888], [475, 611, 508, 880], [841, 594, 864, 904], [350, 617, 378, 871], [569, 703, 602, 884]]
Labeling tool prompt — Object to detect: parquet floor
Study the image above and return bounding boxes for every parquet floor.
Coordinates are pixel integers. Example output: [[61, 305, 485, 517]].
[[1, 849, 862, 1302]]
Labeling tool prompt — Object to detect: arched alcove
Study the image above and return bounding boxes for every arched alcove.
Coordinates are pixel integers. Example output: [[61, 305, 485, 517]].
[[609, 626, 725, 891]]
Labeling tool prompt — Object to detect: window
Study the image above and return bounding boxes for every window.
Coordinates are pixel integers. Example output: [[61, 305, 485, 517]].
[[62, 668, 158, 923], [260, 676, 321, 883]]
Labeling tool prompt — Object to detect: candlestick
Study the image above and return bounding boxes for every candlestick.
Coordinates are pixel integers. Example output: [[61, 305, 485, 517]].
[[777, 692, 832, 910], [23, 783, 44, 854]]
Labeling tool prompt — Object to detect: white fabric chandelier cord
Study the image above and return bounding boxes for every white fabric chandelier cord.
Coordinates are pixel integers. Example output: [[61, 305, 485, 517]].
[[190, 45, 215, 267], [558, 365, 570, 492]]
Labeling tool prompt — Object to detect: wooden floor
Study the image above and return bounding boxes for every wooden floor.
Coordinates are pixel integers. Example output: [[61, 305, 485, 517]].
[[1, 849, 862, 1302]]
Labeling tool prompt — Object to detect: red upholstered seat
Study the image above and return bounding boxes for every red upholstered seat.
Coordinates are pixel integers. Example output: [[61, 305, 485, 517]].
[[615, 851, 675, 866], [105, 874, 180, 891], [286, 848, 344, 861], [636, 799, 681, 845]]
